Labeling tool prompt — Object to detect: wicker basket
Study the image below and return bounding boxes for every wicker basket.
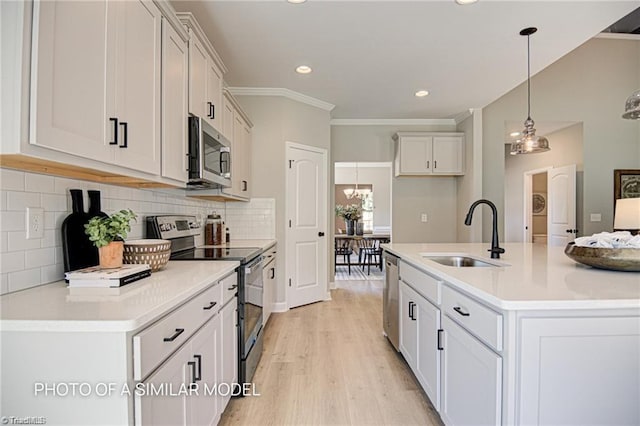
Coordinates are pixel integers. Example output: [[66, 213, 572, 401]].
[[123, 239, 172, 271]]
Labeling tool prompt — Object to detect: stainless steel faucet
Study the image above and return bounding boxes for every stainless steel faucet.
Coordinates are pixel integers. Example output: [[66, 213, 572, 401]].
[[464, 199, 505, 259]]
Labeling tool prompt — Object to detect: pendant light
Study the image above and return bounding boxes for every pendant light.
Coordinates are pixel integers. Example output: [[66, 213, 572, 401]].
[[510, 27, 550, 155], [622, 89, 640, 119]]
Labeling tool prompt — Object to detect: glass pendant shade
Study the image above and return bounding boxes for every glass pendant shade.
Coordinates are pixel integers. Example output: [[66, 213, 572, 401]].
[[510, 117, 550, 155], [622, 89, 640, 119]]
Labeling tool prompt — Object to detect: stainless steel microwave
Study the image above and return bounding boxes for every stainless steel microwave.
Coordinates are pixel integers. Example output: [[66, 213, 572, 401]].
[[187, 115, 231, 189]]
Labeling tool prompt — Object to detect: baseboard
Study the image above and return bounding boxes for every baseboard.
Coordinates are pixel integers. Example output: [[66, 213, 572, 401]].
[[324, 291, 332, 301], [329, 280, 336, 290], [272, 301, 288, 313]]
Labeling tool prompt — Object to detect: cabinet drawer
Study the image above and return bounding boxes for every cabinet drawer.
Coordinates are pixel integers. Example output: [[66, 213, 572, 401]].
[[133, 282, 222, 380], [442, 285, 502, 351], [221, 272, 238, 306], [400, 261, 441, 305]]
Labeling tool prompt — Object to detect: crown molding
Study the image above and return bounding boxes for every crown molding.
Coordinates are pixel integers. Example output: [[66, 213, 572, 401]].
[[595, 33, 640, 41], [226, 87, 335, 111], [329, 118, 456, 126]]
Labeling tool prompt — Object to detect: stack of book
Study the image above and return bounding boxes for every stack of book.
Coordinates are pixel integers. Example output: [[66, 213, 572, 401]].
[[65, 264, 151, 288]]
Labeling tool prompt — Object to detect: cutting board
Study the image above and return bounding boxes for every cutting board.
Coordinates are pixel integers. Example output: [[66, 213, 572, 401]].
[[61, 189, 99, 272]]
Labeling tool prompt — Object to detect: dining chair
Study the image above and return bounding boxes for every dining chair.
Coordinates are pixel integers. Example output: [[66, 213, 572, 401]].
[[335, 238, 353, 275], [358, 238, 383, 275]]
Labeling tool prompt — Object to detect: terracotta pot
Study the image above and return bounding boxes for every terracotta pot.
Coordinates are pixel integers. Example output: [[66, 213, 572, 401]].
[[99, 241, 124, 269]]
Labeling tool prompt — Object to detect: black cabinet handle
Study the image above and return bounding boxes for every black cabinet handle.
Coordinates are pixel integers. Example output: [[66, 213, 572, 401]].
[[163, 328, 185, 342], [203, 301, 217, 310], [408, 301, 415, 320], [109, 117, 118, 145], [119, 122, 128, 148], [193, 354, 202, 381], [437, 329, 444, 350], [188, 360, 197, 388], [270, 267, 275, 279], [242, 180, 247, 192], [208, 102, 215, 119], [453, 306, 470, 317], [434, 160, 437, 169], [228, 284, 238, 291]]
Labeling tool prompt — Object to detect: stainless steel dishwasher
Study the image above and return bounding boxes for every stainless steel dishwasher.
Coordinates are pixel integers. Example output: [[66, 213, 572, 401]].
[[383, 251, 400, 351]]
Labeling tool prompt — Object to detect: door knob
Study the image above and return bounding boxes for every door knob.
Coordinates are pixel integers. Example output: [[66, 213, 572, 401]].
[[318, 232, 325, 237]]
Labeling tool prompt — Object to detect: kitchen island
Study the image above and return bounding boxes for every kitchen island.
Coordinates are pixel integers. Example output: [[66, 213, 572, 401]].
[[382, 242, 639, 426], [0, 260, 239, 426]]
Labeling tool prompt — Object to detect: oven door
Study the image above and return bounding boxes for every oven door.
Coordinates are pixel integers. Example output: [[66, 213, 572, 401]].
[[241, 255, 264, 356]]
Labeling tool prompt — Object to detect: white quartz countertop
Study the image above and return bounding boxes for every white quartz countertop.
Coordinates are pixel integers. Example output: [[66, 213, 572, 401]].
[[200, 239, 276, 251], [382, 243, 640, 310], [0, 261, 239, 332]]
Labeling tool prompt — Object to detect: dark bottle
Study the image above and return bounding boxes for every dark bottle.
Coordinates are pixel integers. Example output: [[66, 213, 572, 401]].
[[61, 189, 99, 272], [88, 190, 108, 219]]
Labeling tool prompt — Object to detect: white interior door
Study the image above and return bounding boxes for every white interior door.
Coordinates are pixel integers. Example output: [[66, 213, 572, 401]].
[[547, 164, 577, 246], [286, 143, 328, 309]]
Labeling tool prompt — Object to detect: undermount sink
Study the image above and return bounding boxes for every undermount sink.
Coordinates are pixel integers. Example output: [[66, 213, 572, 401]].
[[421, 254, 505, 268]]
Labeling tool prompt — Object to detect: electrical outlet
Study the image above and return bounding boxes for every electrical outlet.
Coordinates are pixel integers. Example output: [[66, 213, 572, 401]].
[[26, 207, 44, 239], [590, 213, 602, 222], [421, 213, 428, 223]]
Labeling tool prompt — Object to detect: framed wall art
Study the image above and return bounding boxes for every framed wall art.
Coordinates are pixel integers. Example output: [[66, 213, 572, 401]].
[[614, 169, 640, 200], [532, 193, 547, 215]]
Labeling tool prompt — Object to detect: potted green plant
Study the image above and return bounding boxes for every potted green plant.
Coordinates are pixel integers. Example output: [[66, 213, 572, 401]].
[[84, 209, 137, 268], [335, 203, 362, 235]]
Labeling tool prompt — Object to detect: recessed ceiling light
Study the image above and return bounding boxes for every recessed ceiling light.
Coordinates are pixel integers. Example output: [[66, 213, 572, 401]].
[[296, 65, 312, 74], [455, 0, 478, 4], [510, 131, 521, 137], [415, 90, 430, 97], [287, 0, 307, 4]]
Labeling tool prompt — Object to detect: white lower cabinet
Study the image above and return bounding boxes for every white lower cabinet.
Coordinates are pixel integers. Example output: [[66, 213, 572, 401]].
[[399, 281, 441, 410], [137, 314, 220, 426], [440, 315, 502, 426], [220, 298, 238, 408]]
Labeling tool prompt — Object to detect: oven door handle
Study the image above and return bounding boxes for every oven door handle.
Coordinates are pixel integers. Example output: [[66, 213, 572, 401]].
[[244, 255, 264, 274]]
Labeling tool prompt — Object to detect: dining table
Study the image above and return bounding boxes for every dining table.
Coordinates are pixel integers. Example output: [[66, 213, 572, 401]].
[[334, 233, 390, 268]]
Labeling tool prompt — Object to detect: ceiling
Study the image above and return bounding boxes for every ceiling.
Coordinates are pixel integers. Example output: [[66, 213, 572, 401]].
[[171, 1, 639, 120]]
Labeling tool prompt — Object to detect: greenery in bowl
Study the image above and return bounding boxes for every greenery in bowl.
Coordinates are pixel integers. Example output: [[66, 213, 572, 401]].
[[85, 209, 137, 248], [335, 203, 362, 221]]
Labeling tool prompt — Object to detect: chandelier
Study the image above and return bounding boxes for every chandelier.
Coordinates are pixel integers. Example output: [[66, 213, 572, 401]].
[[343, 163, 367, 200]]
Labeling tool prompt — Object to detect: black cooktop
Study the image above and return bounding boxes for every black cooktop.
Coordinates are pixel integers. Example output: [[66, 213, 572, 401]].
[[170, 247, 261, 263]]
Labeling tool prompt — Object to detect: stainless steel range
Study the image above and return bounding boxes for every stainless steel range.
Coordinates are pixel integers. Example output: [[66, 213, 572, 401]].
[[146, 215, 264, 385]]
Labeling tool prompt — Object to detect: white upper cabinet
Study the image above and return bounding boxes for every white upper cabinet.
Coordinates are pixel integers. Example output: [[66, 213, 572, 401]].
[[31, 0, 162, 175], [219, 91, 252, 200], [178, 13, 226, 132], [161, 17, 189, 183], [394, 132, 464, 176], [30, 0, 111, 159]]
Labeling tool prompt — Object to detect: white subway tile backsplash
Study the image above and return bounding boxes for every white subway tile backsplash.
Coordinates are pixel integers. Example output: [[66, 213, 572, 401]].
[[0, 273, 8, 294], [0, 169, 25, 191], [25, 247, 56, 268], [25, 173, 55, 193], [6, 191, 40, 211], [1, 251, 26, 273], [8, 231, 41, 251], [41, 263, 64, 284], [0, 169, 268, 295], [1, 211, 26, 232], [41, 193, 69, 212], [8, 268, 41, 293]]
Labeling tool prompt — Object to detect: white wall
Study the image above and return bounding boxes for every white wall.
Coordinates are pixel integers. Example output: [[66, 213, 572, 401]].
[[235, 95, 331, 306], [334, 164, 391, 230], [504, 123, 584, 242], [483, 37, 640, 240], [456, 110, 483, 243]]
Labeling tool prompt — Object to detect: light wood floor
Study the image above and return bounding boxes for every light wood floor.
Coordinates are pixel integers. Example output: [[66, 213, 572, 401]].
[[220, 280, 442, 426]]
